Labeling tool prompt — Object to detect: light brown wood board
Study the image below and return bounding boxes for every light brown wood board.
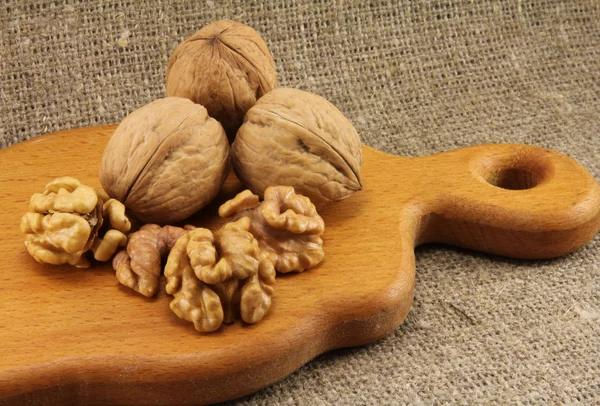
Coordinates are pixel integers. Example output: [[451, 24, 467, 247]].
[[0, 126, 599, 405]]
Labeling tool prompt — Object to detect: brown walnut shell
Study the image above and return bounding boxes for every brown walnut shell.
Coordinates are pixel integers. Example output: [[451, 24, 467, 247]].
[[99, 97, 230, 224], [232, 88, 363, 205], [166, 20, 277, 141]]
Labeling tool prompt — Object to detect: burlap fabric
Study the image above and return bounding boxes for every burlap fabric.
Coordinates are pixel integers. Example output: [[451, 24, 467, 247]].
[[1, 1, 599, 404]]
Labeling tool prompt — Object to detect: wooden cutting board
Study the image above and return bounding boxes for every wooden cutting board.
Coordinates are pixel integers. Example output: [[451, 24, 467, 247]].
[[1, 126, 599, 405]]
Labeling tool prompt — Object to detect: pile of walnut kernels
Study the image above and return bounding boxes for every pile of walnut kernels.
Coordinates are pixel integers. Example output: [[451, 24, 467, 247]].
[[20, 20, 363, 333]]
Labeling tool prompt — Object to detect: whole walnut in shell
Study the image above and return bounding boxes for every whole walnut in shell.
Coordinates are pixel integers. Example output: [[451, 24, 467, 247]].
[[232, 88, 363, 205], [99, 97, 230, 224], [166, 20, 277, 141]]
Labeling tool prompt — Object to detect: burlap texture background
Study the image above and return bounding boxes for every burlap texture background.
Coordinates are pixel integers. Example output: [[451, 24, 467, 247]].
[[1, 0, 599, 404]]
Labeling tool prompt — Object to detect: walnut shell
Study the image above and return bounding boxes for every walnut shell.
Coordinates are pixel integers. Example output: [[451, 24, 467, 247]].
[[231, 88, 363, 204], [99, 97, 230, 224], [166, 20, 277, 141]]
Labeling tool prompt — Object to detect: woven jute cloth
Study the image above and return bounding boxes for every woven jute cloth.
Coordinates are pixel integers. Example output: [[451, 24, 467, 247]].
[[1, 1, 599, 404]]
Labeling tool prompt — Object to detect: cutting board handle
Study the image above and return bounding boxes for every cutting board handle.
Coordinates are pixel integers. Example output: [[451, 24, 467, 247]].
[[394, 144, 600, 259]]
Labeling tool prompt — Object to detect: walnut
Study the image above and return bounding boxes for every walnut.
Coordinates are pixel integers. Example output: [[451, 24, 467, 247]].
[[113, 224, 195, 297], [99, 97, 230, 224], [164, 218, 276, 332], [231, 88, 363, 205], [21, 177, 131, 268], [166, 20, 277, 141], [219, 186, 325, 273], [92, 198, 131, 261]]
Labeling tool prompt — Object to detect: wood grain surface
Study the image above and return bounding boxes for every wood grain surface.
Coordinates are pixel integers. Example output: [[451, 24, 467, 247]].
[[0, 126, 598, 405]]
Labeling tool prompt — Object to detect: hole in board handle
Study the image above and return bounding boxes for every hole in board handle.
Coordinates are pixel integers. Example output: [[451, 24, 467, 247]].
[[474, 148, 553, 191], [486, 167, 541, 190]]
